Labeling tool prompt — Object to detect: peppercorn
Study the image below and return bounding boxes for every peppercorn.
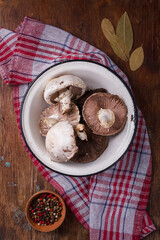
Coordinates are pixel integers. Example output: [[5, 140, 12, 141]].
[[29, 193, 63, 225]]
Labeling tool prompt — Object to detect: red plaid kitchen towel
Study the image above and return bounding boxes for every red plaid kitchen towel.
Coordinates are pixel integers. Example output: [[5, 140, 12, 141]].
[[0, 17, 156, 239]]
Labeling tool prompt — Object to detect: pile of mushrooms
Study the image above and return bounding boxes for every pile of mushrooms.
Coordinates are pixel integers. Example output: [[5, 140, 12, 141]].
[[39, 75, 127, 163]]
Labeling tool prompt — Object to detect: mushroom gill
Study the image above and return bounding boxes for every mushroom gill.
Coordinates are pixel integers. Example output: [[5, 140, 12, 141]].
[[39, 102, 80, 136], [82, 92, 127, 136], [75, 88, 107, 122], [71, 124, 108, 163]]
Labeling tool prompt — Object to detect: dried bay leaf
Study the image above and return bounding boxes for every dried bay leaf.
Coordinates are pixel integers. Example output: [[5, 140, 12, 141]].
[[116, 12, 133, 52], [101, 18, 115, 42], [129, 46, 144, 71], [109, 34, 130, 61], [101, 18, 129, 61]]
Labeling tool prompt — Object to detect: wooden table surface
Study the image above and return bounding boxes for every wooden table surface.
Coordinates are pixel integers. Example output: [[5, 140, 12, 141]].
[[0, 0, 159, 239]]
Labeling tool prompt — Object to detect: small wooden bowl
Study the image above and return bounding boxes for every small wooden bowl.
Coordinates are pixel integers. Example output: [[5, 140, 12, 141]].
[[25, 190, 66, 232]]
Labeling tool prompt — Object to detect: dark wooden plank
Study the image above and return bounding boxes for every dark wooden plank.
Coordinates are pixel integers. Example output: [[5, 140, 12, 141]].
[[0, 0, 159, 239]]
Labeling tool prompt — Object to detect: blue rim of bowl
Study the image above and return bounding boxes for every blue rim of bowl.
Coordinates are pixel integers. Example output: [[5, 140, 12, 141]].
[[20, 59, 138, 177]]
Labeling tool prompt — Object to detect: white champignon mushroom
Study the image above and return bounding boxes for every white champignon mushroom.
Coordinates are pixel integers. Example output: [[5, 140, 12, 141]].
[[45, 121, 78, 162], [39, 102, 80, 136], [44, 75, 87, 113]]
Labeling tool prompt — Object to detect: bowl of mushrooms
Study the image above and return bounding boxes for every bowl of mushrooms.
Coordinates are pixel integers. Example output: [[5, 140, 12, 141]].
[[20, 60, 137, 176]]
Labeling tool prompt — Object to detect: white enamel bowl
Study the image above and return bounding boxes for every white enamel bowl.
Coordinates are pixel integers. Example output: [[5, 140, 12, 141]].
[[20, 60, 137, 176]]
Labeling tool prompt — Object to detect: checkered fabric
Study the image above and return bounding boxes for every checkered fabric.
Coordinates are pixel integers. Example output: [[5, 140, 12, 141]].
[[0, 17, 156, 239]]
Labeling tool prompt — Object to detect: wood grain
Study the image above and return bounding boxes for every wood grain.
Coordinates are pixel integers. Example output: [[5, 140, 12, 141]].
[[0, 0, 159, 239]]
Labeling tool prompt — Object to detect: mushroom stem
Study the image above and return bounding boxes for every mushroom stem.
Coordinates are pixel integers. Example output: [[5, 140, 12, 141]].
[[44, 118, 58, 127], [75, 124, 88, 141], [97, 108, 115, 129], [58, 89, 73, 113]]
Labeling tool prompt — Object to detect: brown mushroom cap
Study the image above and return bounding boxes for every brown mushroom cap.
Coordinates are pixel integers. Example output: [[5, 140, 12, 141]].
[[75, 88, 107, 122], [82, 92, 127, 136], [71, 124, 108, 163], [39, 102, 80, 136]]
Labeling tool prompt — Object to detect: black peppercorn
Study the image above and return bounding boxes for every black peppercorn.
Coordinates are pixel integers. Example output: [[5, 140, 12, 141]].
[[29, 193, 63, 225]]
